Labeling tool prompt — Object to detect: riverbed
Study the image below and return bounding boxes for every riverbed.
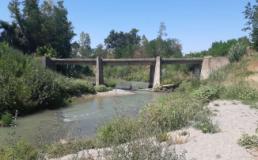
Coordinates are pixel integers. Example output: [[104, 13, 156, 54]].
[[0, 84, 161, 146]]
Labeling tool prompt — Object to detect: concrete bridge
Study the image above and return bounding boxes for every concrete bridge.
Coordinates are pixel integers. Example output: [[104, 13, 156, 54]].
[[42, 56, 229, 89]]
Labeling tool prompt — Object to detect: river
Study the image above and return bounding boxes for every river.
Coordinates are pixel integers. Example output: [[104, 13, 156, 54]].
[[0, 82, 162, 146]]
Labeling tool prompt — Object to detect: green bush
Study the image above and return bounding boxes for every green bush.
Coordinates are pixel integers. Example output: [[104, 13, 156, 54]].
[[238, 134, 258, 149], [1, 112, 13, 127], [0, 141, 38, 160], [228, 43, 247, 62], [94, 85, 111, 92], [96, 117, 139, 146], [140, 92, 204, 133], [0, 43, 95, 115], [105, 79, 117, 88], [36, 45, 57, 57], [176, 79, 200, 92], [194, 117, 219, 133], [60, 78, 96, 96], [192, 85, 221, 103], [223, 82, 258, 103]]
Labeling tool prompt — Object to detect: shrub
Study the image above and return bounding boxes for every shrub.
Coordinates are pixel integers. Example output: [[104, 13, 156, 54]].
[[0, 43, 95, 115], [109, 139, 186, 160], [105, 79, 117, 88], [176, 79, 200, 92], [96, 117, 139, 146], [47, 139, 97, 158], [0, 141, 38, 160], [1, 112, 13, 127], [194, 117, 219, 133], [36, 45, 57, 57], [140, 92, 204, 133], [238, 134, 258, 149], [60, 78, 96, 96], [192, 85, 221, 103], [228, 43, 247, 62], [223, 82, 258, 103], [94, 85, 111, 92]]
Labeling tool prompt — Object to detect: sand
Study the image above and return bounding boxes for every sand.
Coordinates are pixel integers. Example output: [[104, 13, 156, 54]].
[[173, 100, 258, 160]]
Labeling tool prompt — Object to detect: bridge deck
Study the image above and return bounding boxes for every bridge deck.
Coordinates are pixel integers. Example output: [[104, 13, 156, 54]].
[[50, 58, 203, 65]]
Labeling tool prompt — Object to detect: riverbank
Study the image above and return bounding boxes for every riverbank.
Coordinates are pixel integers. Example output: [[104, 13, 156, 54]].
[[47, 100, 258, 160]]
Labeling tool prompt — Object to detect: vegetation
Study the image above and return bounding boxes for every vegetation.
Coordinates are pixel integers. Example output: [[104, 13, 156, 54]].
[[192, 85, 221, 103], [0, 141, 39, 160], [238, 134, 258, 149], [0, 43, 95, 116], [46, 139, 97, 158], [0, 0, 74, 58], [187, 37, 249, 58], [0, 112, 13, 127], [0, 0, 258, 159], [97, 117, 140, 146], [109, 140, 186, 160], [228, 43, 247, 62], [222, 82, 258, 104], [244, 1, 258, 50], [104, 66, 149, 82], [194, 117, 219, 133], [95, 83, 218, 148], [94, 85, 111, 92]]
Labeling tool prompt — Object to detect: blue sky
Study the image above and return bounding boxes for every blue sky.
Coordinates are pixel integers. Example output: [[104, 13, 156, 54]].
[[0, 0, 253, 53]]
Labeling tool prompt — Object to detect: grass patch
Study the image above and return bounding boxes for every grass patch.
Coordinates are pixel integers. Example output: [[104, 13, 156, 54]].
[[194, 117, 219, 133], [222, 82, 258, 105], [94, 85, 112, 92], [46, 139, 97, 158], [96, 117, 140, 146], [0, 112, 13, 127], [0, 141, 39, 160], [110, 139, 186, 160], [192, 84, 221, 103], [238, 134, 258, 149]]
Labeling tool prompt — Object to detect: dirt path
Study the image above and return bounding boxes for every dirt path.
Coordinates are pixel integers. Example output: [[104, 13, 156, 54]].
[[174, 100, 258, 160]]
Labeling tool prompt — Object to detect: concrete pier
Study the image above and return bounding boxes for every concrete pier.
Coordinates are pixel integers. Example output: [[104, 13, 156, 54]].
[[96, 56, 104, 85]]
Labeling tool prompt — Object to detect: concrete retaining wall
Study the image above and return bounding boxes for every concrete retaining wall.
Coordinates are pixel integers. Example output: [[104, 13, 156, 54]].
[[200, 56, 230, 80]]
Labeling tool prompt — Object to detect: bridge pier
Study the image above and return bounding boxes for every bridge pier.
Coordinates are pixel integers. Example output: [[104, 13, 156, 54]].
[[96, 56, 104, 85], [148, 64, 155, 88], [153, 56, 161, 89]]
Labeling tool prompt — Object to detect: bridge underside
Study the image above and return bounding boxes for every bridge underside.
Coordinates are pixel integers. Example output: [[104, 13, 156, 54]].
[[42, 56, 203, 89]]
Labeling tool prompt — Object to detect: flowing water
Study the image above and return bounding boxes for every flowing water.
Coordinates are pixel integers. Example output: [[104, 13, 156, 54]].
[[0, 82, 161, 145]]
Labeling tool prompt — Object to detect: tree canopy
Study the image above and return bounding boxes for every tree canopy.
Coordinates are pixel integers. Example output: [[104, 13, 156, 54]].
[[0, 0, 74, 58], [244, 1, 258, 50]]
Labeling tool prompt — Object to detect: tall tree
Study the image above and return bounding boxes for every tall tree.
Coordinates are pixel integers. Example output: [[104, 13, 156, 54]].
[[93, 44, 107, 57], [243, 1, 258, 50], [104, 28, 141, 58], [157, 22, 167, 40], [79, 32, 91, 57], [0, 0, 74, 58], [144, 22, 182, 58]]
